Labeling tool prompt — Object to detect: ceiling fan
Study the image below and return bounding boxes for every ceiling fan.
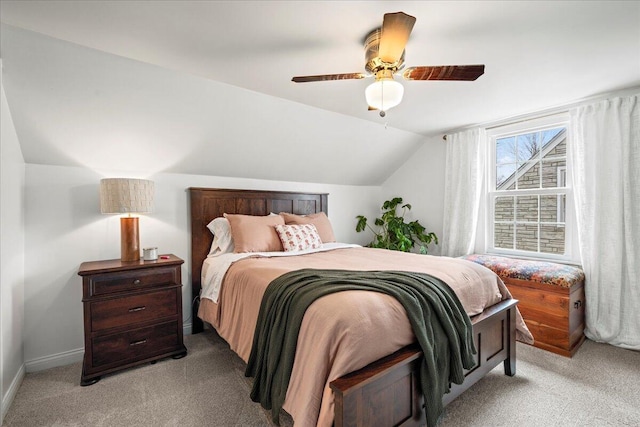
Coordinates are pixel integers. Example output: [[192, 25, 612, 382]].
[[292, 12, 485, 117]]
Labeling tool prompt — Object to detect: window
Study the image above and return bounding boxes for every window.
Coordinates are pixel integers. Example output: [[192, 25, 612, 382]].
[[487, 115, 572, 260]]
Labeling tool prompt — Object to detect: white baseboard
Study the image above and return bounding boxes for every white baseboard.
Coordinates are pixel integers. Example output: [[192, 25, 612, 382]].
[[2, 363, 25, 422], [25, 347, 84, 373]]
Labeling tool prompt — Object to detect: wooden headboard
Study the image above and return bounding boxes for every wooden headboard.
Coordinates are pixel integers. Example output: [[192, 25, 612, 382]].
[[189, 188, 328, 333]]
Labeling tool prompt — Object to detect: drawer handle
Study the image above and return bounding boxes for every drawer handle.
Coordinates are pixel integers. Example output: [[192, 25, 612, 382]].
[[133, 279, 141, 285], [574, 300, 583, 309], [129, 339, 147, 346], [128, 306, 146, 313]]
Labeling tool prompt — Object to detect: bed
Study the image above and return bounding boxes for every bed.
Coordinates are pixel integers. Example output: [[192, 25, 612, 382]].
[[189, 188, 532, 427]]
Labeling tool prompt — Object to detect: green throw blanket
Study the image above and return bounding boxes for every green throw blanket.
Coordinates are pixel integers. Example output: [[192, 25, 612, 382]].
[[245, 269, 477, 427]]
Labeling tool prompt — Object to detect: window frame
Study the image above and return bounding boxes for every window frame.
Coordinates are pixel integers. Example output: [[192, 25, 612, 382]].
[[557, 166, 567, 223], [485, 113, 576, 262]]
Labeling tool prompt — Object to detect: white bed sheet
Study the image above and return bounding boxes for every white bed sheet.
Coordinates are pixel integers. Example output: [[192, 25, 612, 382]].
[[200, 242, 360, 302]]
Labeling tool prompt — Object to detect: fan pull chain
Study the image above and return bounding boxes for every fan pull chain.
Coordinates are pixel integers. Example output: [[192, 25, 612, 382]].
[[380, 80, 386, 117]]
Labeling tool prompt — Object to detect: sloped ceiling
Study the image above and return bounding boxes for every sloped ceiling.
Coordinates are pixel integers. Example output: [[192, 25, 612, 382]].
[[1, 1, 639, 185], [1, 25, 425, 185]]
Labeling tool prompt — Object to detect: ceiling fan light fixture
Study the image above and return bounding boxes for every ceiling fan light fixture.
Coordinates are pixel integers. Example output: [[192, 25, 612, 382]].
[[365, 78, 404, 112], [291, 11, 485, 114]]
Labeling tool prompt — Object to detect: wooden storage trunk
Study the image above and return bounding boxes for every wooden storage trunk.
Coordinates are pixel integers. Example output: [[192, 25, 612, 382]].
[[462, 254, 585, 357]]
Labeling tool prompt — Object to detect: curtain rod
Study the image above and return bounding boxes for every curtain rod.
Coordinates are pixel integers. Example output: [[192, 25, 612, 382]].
[[442, 110, 565, 141], [442, 110, 563, 142], [441, 86, 640, 141]]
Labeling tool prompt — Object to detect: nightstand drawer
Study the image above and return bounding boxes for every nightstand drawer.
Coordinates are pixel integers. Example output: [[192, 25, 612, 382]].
[[90, 288, 177, 332], [89, 266, 178, 297], [92, 321, 179, 367]]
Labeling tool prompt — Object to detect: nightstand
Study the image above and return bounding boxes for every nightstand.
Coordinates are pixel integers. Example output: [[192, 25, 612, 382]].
[[78, 254, 187, 386]]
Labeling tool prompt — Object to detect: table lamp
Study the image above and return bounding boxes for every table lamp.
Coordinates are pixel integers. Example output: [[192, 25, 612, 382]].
[[100, 178, 154, 262]]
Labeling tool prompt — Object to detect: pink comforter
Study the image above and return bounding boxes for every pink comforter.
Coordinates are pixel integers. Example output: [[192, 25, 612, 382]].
[[198, 247, 532, 427]]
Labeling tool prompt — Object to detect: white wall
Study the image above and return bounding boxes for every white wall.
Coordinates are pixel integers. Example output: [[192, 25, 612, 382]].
[[23, 163, 381, 370], [381, 135, 446, 255], [1, 60, 26, 421]]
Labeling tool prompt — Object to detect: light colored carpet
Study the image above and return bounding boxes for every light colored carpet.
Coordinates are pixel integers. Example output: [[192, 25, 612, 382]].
[[3, 330, 639, 426], [441, 338, 640, 426]]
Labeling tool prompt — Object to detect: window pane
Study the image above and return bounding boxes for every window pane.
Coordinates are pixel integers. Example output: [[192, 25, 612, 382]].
[[540, 225, 565, 254], [496, 136, 516, 164], [542, 159, 567, 188], [542, 128, 566, 155], [496, 136, 517, 189], [516, 161, 540, 189], [516, 195, 538, 222], [494, 196, 514, 222], [516, 134, 540, 162], [515, 223, 538, 251], [494, 223, 514, 249], [496, 163, 517, 189], [540, 195, 558, 222]]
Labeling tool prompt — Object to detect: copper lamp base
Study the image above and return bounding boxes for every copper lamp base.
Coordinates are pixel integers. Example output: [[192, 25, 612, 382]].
[[120, 217, 140, 262]]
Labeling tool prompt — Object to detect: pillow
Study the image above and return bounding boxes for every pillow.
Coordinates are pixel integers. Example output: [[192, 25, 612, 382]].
[[224, 213, 284, 253], [275, 224, 322, 252], [206, 217, 234, 256], [279, 212, 336, 243]]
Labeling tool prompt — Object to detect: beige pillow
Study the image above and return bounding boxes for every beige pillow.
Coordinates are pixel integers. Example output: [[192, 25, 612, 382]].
[[279, 212, 336, 243], [224, 213, 284, 253]]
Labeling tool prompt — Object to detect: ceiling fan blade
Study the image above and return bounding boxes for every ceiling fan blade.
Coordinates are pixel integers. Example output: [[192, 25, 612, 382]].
[[403, 65, 485, 81], [291, 73, 366, 83], [378, 12, 416, 64]]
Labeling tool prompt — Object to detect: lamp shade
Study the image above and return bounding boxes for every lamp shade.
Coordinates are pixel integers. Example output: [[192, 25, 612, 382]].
[[365, 78, 404, 111], [100, 178, 154, 214]]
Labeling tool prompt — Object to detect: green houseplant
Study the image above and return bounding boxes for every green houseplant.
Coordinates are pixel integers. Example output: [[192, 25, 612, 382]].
[[356, 197, 438, 254]]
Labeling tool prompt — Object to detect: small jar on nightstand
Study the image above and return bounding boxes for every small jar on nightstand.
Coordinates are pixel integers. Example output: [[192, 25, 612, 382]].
[[78, 254, 187, 386]]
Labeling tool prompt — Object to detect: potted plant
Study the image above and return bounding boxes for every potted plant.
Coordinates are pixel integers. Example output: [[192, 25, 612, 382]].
[[356, 197, 438, 254]]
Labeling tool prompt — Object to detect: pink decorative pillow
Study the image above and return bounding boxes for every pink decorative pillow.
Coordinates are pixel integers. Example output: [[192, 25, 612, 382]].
[[224, 213, 284, 253], [275, 224, 322, 252], [279, 212, 336, 243]]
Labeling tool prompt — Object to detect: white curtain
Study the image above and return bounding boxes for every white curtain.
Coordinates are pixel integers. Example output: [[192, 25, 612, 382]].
[[570, 95, 640, 349], [442, 128, 487, 257]]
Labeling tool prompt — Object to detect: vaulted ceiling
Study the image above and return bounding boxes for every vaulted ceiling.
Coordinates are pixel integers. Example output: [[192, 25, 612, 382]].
[[1, 1, 639, 185]]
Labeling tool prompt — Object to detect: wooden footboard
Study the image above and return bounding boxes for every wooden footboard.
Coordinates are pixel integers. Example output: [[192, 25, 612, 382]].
[[330, 299, 518, 427]]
